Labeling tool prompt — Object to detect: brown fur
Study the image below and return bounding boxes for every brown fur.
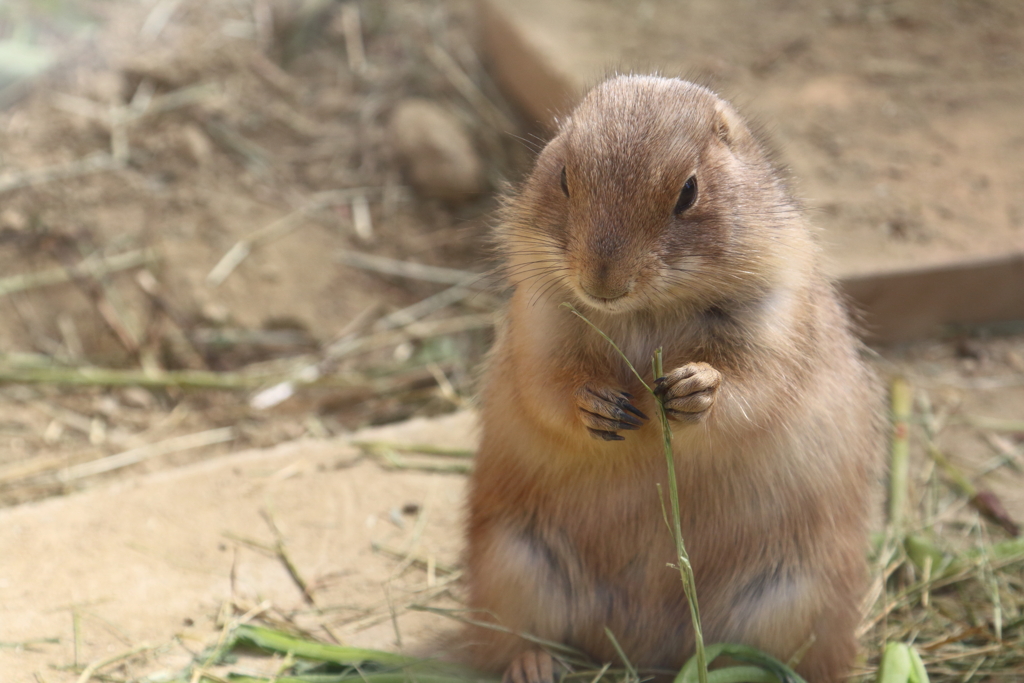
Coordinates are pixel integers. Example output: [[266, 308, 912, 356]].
[[462, 76, 883, 683]]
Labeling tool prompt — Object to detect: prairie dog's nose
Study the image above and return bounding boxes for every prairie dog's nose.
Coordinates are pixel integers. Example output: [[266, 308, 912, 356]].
[[579, 260, 632, 301]]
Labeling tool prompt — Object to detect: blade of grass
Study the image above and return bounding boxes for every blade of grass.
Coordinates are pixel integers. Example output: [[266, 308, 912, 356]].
[[706, 668, 780, 683], [233, 624, 415, 667], [226, 624, 501, 683], [904, 534, 1024, 581], [408, 605, 591, 663], [652, 348, 709, 683], [562, 304, 706, 683], [603, 627, 638, 682], [561, 303, 650, 392], [679, 644, 804, 683]]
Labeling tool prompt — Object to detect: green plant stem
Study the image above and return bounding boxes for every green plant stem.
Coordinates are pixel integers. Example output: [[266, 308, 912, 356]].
[[233, 624, 415, 666], [889, 377, 912, 534], [0, 362, 427, 392], [905, 533, 1024, 581], [561, 303, 651, 392], [562, 304, 707, 683], [653, 349, 708, 683]]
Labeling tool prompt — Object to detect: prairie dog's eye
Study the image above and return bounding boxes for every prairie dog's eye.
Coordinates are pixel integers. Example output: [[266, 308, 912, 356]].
[[674, 176, 697, 215], [560, 166, 569, 197]]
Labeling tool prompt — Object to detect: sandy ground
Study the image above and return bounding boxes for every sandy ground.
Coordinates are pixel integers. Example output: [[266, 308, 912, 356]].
[[1, 411, 475, 683]]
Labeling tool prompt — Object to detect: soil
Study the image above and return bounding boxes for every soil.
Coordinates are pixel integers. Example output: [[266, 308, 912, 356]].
[[0, 1, 1022, 682], [483, 0, 1024, 277]]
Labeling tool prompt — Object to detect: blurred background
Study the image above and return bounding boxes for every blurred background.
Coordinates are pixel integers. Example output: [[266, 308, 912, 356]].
[[0, 1, 1023, 680], [0, 0, 521, 505]]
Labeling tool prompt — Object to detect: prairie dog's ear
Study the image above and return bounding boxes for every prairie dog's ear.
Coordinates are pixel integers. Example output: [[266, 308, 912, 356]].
[[713, 101, 750, 148]]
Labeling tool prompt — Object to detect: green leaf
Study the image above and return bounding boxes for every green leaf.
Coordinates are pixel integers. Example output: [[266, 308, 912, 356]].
[[907, 645, 929, 683], [676, 643, 805, 683], [877, 642, 912, 683], [233, 624, 418, 667]]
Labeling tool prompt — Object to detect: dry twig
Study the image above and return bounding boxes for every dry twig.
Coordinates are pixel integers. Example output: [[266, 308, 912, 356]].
[[0, 249, 157, 298], [425, 44, 515, 133], [341, 3, 366, 74], [261, 508, 318, 607], [0, 153, 122, 195], [334, 249, 482, 287], [251, 314, 491, 409], [58, 427, 235, 481], [370, 542, 459, 576], [207, 189, 389, 286], [74, 642, 158, 683]]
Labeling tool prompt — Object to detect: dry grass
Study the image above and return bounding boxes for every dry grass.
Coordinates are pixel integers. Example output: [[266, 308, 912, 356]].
[[852, 378, 1024, 682]]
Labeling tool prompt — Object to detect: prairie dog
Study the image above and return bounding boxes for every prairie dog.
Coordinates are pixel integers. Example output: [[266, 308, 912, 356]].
[[462, 76, 883, 683]]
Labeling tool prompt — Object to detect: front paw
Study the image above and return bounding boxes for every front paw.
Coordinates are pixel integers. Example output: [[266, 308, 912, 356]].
[[503, 649, 557, 683], [654, 362, 721, 423], [574, 383, 648, 441]]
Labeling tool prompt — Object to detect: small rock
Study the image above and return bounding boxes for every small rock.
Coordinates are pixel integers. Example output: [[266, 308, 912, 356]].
[[43, 420, 64, 445], [389, 98, 485, 202], [181, 124, 213, 165], [954, 338, 985, 361], [121, 387, 155, 409], [201, 302, 231, 325], [0, 208, 27, 231], [95, 396, 121, 417]]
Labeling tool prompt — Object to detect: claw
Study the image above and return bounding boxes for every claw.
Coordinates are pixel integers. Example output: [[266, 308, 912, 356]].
[[616, 396, 648, 420], [588, 428, 625, 441], [577, 384, 648, 439], [578, 408, 642, 431], [611, 407, 644, 428]]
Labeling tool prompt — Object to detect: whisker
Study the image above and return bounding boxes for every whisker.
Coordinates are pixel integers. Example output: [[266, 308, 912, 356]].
[[495, 262, 563, 280], [525, 268, 567, 308], [531, 270, 571, 308], [503, 234, 565, 249]]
